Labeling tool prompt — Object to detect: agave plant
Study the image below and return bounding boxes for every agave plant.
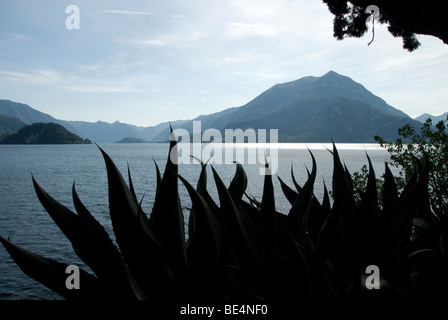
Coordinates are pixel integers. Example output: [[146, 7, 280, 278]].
[[1, 130, 448, 302]]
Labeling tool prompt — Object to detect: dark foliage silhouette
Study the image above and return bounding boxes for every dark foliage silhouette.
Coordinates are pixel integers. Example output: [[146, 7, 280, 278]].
[[1, 130, 447, 302], [322, 0, 448, 51]]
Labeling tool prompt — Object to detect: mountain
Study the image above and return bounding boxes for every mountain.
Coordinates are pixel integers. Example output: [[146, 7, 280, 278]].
[[0, 71, 423, 143], [0, 123, 91, 144], [415, 112, 448, 124], [0, 100, 80, 135], [0, 99, 171, 143], [115, 137, 150, 143], [66, 120, 178, 143], [151, 71, 420, 142], [0, 114, 27, 136], [227, 96, 419, 142]]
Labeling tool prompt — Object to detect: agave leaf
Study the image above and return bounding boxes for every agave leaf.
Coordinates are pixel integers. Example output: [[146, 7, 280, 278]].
[[188, 158, 205, 241], [127, 163, 138, 205], [381, 163, 399, 214], [245, 192, 262, 209], [331, 141, 356, 229], [211, 166, 263, 274], [280, 224, 312, 300], [32, 176, 137, 299], [291, 164, 303, 193], [358, 154, 379, 228], [224, 264, 262, 300], [331, 142, 354, 202], [408, 248, 441, 261], [316, 143, 356, 267], [73, 183, 147, 299], [98, 146, 173, 297], [0, 236, 107, 300], [344, 163, 354, 192], [355, 154, 382, 260], [412, 153, 434, 223], [306, 181, 330, 247], [388, 154, 431, 242], [260, 162, 278, 251], [307, 181, 331, 245], [149, 127, 188, 271], [196, 159, 220, 212], [153, 158, 162, 190], [228, 162, 248, 208], [72, 182, 112, 243], [177, 174, 221, 272], [287, 150, 316, 244], [321, 182, 331, 214], [277, 175, 299, 205], [238, 199, 262, 233]]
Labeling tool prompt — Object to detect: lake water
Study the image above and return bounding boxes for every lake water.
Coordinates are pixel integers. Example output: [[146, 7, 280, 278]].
[[0, 143, 393, 300]]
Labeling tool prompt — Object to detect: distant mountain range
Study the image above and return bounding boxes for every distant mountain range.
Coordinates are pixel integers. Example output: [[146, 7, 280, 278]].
[[114, 137, 150, 143], [0, 71, 439, 143], [0, 100, 81, 136], [414, 112, 448, 124], [0, 99, 176, 143]]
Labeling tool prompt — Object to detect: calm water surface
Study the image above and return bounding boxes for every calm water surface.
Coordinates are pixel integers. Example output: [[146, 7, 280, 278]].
[[0, 143, 392, 299]]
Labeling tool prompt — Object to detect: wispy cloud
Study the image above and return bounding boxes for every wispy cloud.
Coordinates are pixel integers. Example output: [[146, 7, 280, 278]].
[[0, 69, 69, 85], [0, 69, 144, 94], [61, 84, 142, 93], [134, 39, 165, 46], [101, 10, 154, 15], [227, 22, 279, 37]]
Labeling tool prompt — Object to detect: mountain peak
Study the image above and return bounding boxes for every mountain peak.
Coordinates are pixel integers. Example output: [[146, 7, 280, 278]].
[[323, 70, 340, 77], [320, 70, 351, 82]]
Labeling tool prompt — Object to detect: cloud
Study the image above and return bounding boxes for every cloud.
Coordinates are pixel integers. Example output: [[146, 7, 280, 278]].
[[0, 68, 145, 94], [101, 10, 153, 15], [134, 39, 165, 46], [227, 22, 279, 37], [0, 69, 68, 85], [61, 85, 141, 93]]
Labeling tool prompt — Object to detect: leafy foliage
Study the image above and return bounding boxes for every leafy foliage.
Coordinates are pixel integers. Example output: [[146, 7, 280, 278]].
[[321, 0, 448, 52], [2, 132, 448, 302], [374, 116, 448, 215]]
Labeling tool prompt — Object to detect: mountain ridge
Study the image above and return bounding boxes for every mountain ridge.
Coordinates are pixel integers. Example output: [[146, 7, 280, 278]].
[[414, 112, 448, 124], [0, 71, 424, 143], [0, 113, 27, 136], [151, 70, 418, 142], [0, 100, 81, 135]]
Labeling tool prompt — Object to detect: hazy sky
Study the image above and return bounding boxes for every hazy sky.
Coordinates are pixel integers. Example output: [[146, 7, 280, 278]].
[[1, 0, 447, 126]]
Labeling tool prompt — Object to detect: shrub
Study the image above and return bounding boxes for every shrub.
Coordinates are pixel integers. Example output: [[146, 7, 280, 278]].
[[374, 116, 448, 215]]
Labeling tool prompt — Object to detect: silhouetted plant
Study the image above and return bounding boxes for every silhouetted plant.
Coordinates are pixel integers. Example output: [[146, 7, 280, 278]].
[[1, 129, 448, 302], [375, 116, 448, 215]]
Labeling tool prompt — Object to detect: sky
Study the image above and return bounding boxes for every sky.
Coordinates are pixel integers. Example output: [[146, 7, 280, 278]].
[[0, 0, 447, 127]]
